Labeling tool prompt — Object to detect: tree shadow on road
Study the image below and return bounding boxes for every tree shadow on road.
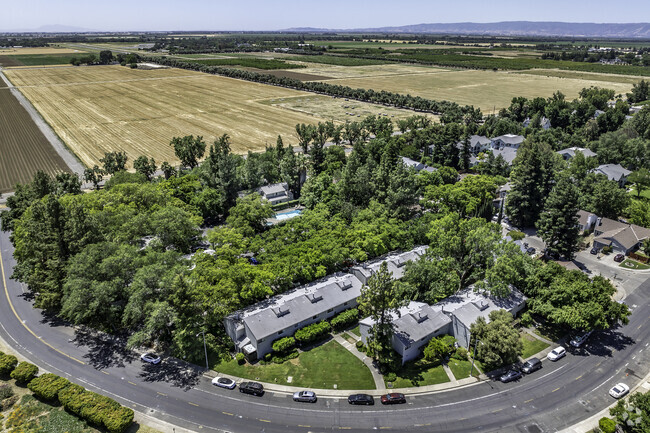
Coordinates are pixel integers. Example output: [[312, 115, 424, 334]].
[[138, 357, 203, 391], [569, 328, 635, 358], [71, 327, 138, 370]]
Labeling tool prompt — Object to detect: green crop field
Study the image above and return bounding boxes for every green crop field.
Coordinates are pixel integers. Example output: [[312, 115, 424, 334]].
[[286, 55, 391, 66], [9, 54, 80, 66], [191, 57, 305, 70]]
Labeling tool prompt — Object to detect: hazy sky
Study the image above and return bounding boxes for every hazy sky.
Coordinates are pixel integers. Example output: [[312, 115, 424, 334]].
[[3, 0, 649, 32]]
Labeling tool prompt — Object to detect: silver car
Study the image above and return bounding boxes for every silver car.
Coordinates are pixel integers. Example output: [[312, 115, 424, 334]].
[[293, 390, 317, 403]]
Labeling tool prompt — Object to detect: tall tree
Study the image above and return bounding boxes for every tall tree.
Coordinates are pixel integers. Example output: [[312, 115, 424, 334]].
[[160, 161, 176, 179], [203, 134, 241, 209], [99, 151, 128, 175], [536, 175, 581, 259], [225, 194, 274, 237], [470, 309, 523, 370], [358, 262, 406, 368], [133, 156, 157, 180], [628, 168, 650, 198], [83, 166, 104, 190], [505, 140, 559, 227], [98, 50, 113, 65], [170, 135, 206, 169]]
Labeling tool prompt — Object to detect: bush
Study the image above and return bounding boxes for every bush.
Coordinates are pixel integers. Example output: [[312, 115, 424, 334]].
[[423, 335, 456, 362], [355, 340, 364, 350], [1, 394, 18, 411], [452, 347, 469, 361], [0, 383, 13, 400], [28, 373, 71, 400], [271, 349, 299, 364], [10, 362, 39, 384], [294, 321, 331, 345], [272, 336, 296, 353], [0, 353, 18, 376], [598, 417, 616, 433], [104, 406, 135, 433], [602, 245, 613, 254], [264, 353, 272, 362], [519, 312, 534, 328], [384, 372, 397, 382], [330, 308, 359, 331], [508, 230, 526, 241], [235, 353, 245, 365]]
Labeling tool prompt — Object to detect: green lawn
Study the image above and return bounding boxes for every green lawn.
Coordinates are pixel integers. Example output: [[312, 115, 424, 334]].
[[388, 359, 450, 388], [350, 325, 361, 336], [447, 359, 475, 379], [533, 325, 566, 343], [11, 54, 81, 66], [214, 340, 375, 389], [520, 333, 550, 359], [628, 187, 650, 200], [620, 259, 650, 270]]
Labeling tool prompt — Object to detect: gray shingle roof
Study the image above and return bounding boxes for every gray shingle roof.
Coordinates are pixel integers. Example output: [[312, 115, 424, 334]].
[[557, 147, 597, 159], [259, 182, 288, 197], [593, 164, 632, 182], [490, 147, 518, 165], [393, 305, 451, 346], [492, 134, 525, 146], [242, 273, 361, 340]]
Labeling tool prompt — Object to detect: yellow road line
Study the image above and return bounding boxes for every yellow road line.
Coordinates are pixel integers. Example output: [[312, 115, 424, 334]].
[[157, 392, 167, 396], [259, 419, 271, 423], [552, 387, 561, 393], [128, 381, 137, 386], [297, 425, 311, 428], [0, 246, 85, 365], [188, 402, 199, 407], [575, 375, 583, 380], [222, 412, 233, 416], [492, 408, 503, 413], [101, 370, 110, 375], [524, 398, 534, 403]]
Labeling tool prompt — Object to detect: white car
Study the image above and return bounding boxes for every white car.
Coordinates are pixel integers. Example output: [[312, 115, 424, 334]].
[[609, 383, 629, 399], [547, 347, 566, 361], [140, 352, 161, 365], [212, 376, 236, 389]]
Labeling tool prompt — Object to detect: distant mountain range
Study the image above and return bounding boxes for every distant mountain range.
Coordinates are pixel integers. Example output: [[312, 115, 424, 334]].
[[286, 22, 650, 38]]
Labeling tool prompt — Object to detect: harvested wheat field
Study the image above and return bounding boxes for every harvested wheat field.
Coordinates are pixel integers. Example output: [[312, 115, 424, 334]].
[[321, 68, 638, 112], [0, 47, 85, 55], [4, 65, 342, 167]]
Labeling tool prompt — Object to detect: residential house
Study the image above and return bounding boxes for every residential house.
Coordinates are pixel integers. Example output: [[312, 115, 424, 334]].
[[577, 210, 598, 232], [400, 157, 436, 173], [491, 134, 525, 149], [594, 109, 606, 118], [459, 135, 492, 154], [523, 116, 551, 130], [224, 272, 363, 360], [592, 217, 650, 255], [351, 246, 428, 285], [259, 182, 293, 206], [593, 164, 632, 187], [493, 182, 512, 211], [489, 146, 519, 166], [557, 147, 597, 161]]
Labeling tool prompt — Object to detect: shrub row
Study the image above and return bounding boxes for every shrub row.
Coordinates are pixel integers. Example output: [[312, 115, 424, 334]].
[[294, 321, 331, 345], [330, 308, 359, 331], [28, 373, 134, 433], [10, 361, 39, 383], [272, 336, 296, 353], [0, 351, 18, 376]]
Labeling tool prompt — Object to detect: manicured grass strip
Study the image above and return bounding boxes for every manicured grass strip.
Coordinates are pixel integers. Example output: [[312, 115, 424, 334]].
[[215, 340, 375, 390], [350, 325, 361, 337], [192, 58, 305, 70], [620, 259, 650, 270], [520, 333, 550, 359], [447, 359, 474, 379], [389, 359, 450, 388]]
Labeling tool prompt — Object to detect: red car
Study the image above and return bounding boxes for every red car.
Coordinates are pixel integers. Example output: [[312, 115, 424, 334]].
[[380, 393, 406, 405], [614, 254, 625, 262]]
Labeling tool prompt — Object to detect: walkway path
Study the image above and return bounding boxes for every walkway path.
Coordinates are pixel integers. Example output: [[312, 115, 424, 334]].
[[332, 334, 386, 390]]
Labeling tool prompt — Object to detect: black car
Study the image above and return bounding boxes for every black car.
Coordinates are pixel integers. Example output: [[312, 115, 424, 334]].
[[526, 247, 536, 255], [521, 357, 542, 374], [590, 246, 600, 255], [239, 381, 264, 396], [499, 369, 523, 383], [348, 394, 374, 405]]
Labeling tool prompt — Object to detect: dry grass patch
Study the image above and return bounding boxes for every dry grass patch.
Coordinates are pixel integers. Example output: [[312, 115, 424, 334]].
[[323, 69, 635, 112], [0, 47, 85, 55], [5, 65, 338, 167], [513, 68, 647, 85], [290, 62, 450, 80]]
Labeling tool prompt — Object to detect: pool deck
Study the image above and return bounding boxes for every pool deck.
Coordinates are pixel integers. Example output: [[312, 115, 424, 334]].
[[266, 206, 304, 225]]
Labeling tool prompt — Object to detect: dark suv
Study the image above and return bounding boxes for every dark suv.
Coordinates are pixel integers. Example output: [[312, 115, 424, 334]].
[[239, 381, 264, 396], [348, 394, 374, 405], [521, 357, 542, 374]]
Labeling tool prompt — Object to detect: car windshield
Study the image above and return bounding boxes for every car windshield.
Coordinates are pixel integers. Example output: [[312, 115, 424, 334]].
[[614, 386, 623, 393], [219, 378, 230, 383]]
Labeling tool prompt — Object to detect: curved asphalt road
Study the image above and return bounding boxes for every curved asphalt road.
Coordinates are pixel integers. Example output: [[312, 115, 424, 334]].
[[1, 228, 649, 433]]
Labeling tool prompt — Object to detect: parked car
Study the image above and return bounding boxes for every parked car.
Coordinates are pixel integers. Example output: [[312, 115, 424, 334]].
[[140, 353, 161, 365], [547, 347, 566, 361], [380, 393, 406, 405], [590, 246, 600, 255], [212, 377, 236, 389], [499, 368, 523, 383], [521, 357, 542, 374], [570, 330, 593, 348], [239, 381, 264, 396], [293, 390, 317, 403], [526, 247, 536, 255], [348, 394, 374, 405], [609, 383, 629, 399], [614, 254, 625, 262]]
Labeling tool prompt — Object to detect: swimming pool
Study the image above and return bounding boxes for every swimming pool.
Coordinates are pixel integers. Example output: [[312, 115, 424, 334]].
[[275, 209, 302, 220]]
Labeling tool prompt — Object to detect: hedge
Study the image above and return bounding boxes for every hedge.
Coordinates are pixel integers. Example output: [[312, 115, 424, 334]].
[[272, 336, 296, 353], [28, 374, 134, 433], [294, 321, 331, 345], [330, 308, 359, 331], [28, 373, 70, 400], [10, 362, 39, 383], [0, 352, 18, 376]]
